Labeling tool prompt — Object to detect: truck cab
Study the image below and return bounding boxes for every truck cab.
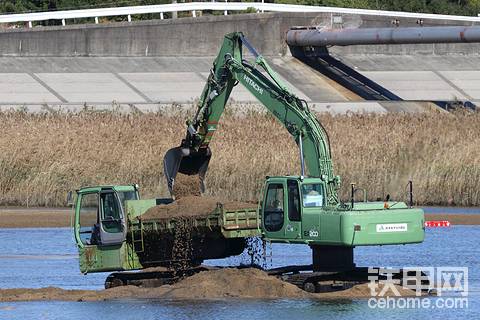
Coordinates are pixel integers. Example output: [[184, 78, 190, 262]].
[[72, 185, 139, 273], [73, 185, 139, 247]]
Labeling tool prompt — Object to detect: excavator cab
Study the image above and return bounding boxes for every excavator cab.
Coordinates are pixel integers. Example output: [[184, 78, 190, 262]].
[[261, 176, 325, 242], [261, 176, 424, 271], [261, 176, 424, 245]]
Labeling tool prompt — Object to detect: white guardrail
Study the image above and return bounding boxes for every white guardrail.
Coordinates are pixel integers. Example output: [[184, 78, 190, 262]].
[[0, 2, 479, 28]]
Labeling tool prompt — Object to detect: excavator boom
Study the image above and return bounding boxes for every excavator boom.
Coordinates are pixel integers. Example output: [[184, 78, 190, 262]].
[[164, 32, 339, 205]]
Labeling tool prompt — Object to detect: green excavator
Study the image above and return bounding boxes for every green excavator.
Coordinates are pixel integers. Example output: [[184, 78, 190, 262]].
[[71, 32, 424, 291]]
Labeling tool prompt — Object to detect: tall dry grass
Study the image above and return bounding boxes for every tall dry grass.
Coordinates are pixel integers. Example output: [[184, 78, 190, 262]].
[[0, 108, 478, 207]]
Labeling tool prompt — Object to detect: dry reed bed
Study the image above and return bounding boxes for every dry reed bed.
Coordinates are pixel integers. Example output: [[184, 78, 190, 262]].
[[0, 108, 478, 206]]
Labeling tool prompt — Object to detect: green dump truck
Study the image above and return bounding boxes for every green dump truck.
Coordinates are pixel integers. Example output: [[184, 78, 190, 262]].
[[72, 185, 259, 276]]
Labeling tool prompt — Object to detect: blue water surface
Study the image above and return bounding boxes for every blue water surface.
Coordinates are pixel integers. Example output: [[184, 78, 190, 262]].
[[0, 225, 478, 319]]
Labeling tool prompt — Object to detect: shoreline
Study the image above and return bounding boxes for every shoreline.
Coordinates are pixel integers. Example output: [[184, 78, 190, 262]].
[[0, 207, 479, 228]]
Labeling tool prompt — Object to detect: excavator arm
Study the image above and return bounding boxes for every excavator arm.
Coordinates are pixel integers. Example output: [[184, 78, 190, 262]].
[[164, 32, 339, 205]]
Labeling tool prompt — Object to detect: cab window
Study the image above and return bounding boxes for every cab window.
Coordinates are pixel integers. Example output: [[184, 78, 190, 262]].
[[264, 183, 284, 232], [302, 183, 324, 207], [100, 192, 122, 233], [117, 190, 138, 209], [287, 180, 301, 221], [79, 193, 99, 245]]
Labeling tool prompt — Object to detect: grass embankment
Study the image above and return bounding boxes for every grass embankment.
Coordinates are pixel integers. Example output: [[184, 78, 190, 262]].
[[0, 108, 478, 207]]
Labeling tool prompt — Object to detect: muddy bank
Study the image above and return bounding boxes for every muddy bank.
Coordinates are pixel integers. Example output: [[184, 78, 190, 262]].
[[424, 213, 480, 225], [0, 268, 416, 302], [1, 208, 479, 228], [141, 196, 256, 220], [0, 208, 71, 228]]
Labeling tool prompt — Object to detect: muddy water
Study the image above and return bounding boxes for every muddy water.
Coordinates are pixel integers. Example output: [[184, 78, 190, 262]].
[[0, 226, 479, 318]]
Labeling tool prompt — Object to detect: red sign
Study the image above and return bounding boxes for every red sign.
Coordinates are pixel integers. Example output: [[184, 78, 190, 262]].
[[424, 220, 451, 227]]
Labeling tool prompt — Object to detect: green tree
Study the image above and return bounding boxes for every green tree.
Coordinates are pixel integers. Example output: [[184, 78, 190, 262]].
[[274, 0, 480, 15], [1, 0, 478, 17]]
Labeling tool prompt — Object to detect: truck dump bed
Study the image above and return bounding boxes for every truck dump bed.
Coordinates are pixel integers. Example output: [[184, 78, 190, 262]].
[[125, 197, 261, 268]]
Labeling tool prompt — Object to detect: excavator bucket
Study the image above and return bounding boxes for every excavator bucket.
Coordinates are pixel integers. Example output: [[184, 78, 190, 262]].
[[163, 146, 212, 197]]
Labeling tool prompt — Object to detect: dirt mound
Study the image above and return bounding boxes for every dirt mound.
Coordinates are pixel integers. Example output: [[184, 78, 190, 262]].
[[0, 269, 307, 301], [162, 268, 309, 299], [0, 286, 154, 302], [0, 287, 94, 302], [0, 268, 418, 302], [166, 269, 417, 300], [141, 196, 256, 220]]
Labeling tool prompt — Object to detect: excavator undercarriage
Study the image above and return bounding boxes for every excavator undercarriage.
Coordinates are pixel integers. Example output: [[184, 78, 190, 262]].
[[104, 261, 431, 294]]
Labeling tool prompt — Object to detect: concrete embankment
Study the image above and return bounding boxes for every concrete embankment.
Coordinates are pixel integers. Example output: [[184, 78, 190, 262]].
[[0, 12, 479, 57], [0, 12, 479, 109]]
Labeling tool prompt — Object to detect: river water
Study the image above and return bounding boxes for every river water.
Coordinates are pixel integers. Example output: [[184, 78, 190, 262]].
[[0, 223, 479, 319]]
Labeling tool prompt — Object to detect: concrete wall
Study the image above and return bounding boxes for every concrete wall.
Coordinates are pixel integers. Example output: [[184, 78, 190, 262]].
[[0, 12, 479, 57]]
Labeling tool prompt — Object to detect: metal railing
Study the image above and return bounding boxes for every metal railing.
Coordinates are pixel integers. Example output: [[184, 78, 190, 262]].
[[1, 2, 479, 28]]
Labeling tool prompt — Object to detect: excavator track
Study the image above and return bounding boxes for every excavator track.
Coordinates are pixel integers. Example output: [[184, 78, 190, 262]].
[[104, 264, 431, 294], [268, 266, 431, 293], [104, 266, 210, 289]]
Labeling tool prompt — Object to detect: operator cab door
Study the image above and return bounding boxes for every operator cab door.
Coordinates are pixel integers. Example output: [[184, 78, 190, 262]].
[[300, 182, 326, 241], [75, 189, 127, 273], [77, 192, 100, 246], [285, 179, 302, 239], [262, 179, 302, 240], [98, 189, 127, 245]]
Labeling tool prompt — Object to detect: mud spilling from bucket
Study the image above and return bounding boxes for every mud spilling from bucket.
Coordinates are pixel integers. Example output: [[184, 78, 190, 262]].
[[172, 174, 202, 199], [169, 217, 200, 271]]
